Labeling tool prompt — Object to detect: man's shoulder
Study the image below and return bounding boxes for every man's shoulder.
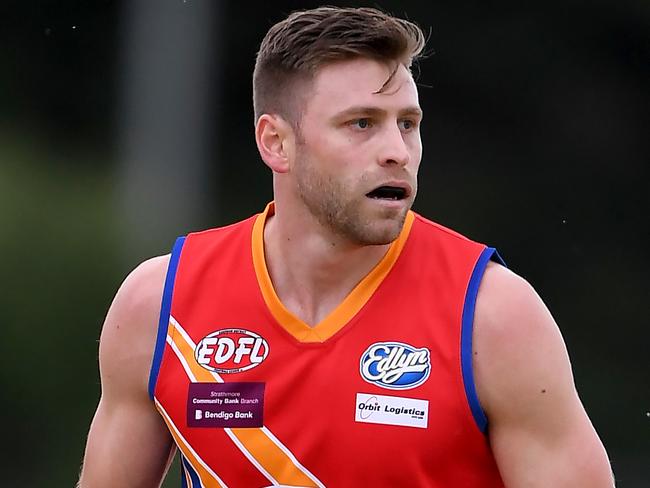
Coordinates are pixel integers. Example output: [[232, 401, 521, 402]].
[[102, 254, 171, 338], [475, 262, 546, 341], [473, 262, 573, 417], [97, 255, 171, 396], [119, 255, 170, 309], [473, 262, 548, 358]]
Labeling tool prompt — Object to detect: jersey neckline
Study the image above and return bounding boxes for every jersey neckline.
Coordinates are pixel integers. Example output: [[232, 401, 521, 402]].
[[251, 202, 415, 343]]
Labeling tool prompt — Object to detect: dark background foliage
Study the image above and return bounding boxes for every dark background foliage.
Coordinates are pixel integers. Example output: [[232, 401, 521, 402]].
[[1, 1, 648, 486]]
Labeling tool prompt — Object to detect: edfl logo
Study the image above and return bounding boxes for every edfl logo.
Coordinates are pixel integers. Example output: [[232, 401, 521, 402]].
[[195, 328, 269, 374]]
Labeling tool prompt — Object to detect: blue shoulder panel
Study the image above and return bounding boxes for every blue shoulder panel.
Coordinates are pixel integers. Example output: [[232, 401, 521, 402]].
[[460, 247, 505, 433], [148, 236, 186, 400]]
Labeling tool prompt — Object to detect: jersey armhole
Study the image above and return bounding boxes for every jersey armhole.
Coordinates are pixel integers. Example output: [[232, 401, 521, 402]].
[[148, 236, 186, 400], [460, 247, 506, 433]]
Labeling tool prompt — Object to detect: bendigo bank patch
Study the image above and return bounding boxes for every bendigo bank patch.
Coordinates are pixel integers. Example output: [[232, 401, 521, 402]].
[[187, 382, 265, 428]]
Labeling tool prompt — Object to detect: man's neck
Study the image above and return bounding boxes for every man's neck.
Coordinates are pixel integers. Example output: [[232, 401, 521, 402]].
[[262, 209, 391, 328]]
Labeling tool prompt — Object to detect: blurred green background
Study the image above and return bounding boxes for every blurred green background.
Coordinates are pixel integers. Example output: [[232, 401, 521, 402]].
[[1, 0, 648, 486]]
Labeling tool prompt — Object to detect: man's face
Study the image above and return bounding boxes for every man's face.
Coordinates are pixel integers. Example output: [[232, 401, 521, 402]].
[[291, 57, 422, 246]]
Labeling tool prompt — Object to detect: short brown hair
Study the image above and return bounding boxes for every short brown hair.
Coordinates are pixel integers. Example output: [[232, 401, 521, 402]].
[[253, 6, 426, 125]]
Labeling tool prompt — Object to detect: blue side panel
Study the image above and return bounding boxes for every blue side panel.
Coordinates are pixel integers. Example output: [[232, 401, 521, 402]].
[[180, 456, 189, 488], [182, 455, 202, 488], [460, 246, 504, 433], [148, 236, 186, 400]]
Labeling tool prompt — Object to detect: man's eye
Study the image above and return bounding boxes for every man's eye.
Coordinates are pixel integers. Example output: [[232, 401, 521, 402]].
[[399, 119, 417, 131], [352, 118, 371, 129]]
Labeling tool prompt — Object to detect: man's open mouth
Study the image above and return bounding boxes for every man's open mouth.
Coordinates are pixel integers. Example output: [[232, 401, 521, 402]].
[[366, 186, 408, 200]]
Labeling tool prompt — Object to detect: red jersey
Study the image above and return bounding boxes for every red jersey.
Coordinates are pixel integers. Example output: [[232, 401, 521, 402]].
[[149, 203, 505, 487]]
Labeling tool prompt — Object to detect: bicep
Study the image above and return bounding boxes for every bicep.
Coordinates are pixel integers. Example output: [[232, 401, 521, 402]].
[[474, 264, 613, 487], [80, 397, 174, 488], [79, 255, 174, 487], [488, 385, 612, 487]]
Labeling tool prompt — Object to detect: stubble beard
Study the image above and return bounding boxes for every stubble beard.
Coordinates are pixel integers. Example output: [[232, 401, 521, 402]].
[[294, 149, 410, 246]]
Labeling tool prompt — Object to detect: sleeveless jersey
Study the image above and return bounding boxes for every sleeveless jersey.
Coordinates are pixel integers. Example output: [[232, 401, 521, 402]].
[[149, 203, 505, 487]]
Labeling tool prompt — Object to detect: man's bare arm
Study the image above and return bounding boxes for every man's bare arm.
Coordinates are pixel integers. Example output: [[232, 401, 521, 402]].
[[78, 255, 175, 488], [474, 263, 613, 488]]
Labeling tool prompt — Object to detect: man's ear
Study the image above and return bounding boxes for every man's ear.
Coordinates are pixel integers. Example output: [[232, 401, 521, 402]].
[[255, 114, 295, 173]]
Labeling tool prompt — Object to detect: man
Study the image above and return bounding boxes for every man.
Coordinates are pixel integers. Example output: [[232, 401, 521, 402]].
[[79, 6, 613, 487]]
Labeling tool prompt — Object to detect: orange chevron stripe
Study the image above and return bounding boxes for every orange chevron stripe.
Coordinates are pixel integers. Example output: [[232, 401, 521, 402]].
[[167, 321, 320, 487], [155, 400, 224, 488], [169, 321, 214, 382], [230, 427, 317, 486]]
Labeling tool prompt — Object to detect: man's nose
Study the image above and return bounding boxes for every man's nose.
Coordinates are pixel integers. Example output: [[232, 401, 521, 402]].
[[378, 124, 410, 167]]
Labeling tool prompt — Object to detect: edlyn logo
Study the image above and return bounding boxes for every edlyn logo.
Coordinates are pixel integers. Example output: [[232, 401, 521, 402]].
[[360, 341, 431, 390]]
